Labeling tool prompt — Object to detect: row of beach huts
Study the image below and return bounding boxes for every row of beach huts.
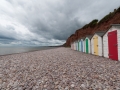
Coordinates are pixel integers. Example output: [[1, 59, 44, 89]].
[[71, 24, 120, 61]]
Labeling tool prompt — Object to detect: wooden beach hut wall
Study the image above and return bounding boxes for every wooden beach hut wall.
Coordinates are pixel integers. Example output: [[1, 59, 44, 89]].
[[77, 40, 79, 51], [80, 37, 85, 52], [91, 31, 106, 56], [103, 24, 120, 61], [73, 41, 76, 50], [75, 41, 77, 50], [75, 41, 78, 50], [84, 35, 93, 54], [74, 41, 76, 50]]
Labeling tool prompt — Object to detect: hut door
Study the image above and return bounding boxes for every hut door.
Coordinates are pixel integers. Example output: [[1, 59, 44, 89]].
[[86, 39, 89, 53], [108, 30, 118, 60], [79, 41, 81, 51], [94, 36, 98, 55]]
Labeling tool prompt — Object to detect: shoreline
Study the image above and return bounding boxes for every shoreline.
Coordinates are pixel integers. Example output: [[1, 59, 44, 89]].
[[0, 46, 59, 57]]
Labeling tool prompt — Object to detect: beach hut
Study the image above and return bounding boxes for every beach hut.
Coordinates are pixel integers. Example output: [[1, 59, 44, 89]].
[[103, 24, 120, 61], [78, 39, 81, 51], [77, 40, 79, 51], [71, 43, 72, 49], [80, 37, 85, 52], [84, 35, 93, 54], [71, 42, 74, 50], [75, 41, 77, 50], [91, 31, 107, 56], [72, 42, 74, 50]]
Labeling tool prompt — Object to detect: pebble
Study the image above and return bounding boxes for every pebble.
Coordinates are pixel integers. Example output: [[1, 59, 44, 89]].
[[81, 84, 86, 88], [0, 79, 2, 84], [71, 84, 75, 87], [0, 47, 120, 89]]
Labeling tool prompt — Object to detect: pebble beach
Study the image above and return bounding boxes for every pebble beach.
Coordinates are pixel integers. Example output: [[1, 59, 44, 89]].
[[0, 47, 120, 90]]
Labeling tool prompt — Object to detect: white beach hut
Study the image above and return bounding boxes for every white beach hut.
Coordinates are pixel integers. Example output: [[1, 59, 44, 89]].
[[77, 40, 80, 51], [72, 42, 74, 50], [76, 40, 79, 51], [71, 42, 73, 50], [75, 41, 77, 50], [91, 31, 107, 56], [73, 41, 75, 50], [103, 24, 120, 61], [84, 35, 93, 54]]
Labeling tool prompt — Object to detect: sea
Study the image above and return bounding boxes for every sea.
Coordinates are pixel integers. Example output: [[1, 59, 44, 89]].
[[0, 46, 57, 55]]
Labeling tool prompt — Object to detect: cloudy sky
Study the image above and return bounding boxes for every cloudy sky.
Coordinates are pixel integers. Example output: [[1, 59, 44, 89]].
[[0, 0, 120, 46]]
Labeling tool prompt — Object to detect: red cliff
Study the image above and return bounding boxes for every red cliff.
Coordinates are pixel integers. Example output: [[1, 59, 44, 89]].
[[64, 7, 120, 47]]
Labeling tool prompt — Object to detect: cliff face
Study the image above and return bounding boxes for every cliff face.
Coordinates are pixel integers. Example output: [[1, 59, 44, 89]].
[[64, 8, 120, 47]]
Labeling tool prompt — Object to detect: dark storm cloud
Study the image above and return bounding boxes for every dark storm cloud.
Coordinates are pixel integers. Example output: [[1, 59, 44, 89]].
[[0, 0, 120, 46], [0, 25, 16, 40], [0, 36, 16, 40]]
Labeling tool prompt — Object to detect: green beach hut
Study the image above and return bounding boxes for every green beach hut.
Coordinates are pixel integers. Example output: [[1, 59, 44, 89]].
[[84, 35, 93, 54]]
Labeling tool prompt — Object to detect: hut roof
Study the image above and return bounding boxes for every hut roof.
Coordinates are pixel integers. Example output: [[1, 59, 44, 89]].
[[81, 37, 86, 40], [95, 31, 107, 37], [111, 24, 120, 26], [95, 30, 108, 37], [91, 30, 108, 39], [86, 35, 93, 39]]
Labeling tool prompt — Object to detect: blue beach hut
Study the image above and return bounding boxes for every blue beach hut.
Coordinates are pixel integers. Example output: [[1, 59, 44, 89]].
[[80, 37, 85, 52], [79, 39, 82, 51]]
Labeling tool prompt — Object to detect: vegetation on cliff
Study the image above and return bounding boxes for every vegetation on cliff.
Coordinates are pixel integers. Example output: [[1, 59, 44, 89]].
[[82, 19, 98, 29]]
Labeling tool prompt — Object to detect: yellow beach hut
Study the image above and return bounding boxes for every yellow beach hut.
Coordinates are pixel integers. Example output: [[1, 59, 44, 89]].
[[91, 31, 107, 56]]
